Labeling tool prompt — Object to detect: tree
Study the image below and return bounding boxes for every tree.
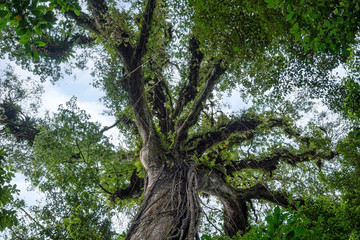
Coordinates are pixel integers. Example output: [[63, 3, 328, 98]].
[[0, 0, 359, 239], [0, 147, 19, 232]]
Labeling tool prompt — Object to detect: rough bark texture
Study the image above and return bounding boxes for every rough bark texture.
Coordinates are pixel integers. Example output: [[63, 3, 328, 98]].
[[222, 198, 248, 236], [125, 162, 201, 240]]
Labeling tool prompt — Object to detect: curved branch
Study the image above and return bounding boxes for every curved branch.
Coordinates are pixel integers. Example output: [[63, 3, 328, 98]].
[[186, 117, 260, 156], [197, 169, 249, 236], [173, 60, 225, 150], [100, 170, 144, 201], [65, 9, 101, 35], [173, 37, 204, 119], [240, 182, 290, 208], [87, 0, 134, 67], [133, 0, 157, 62], [197, 169, 296, 236], [83, 1, 160, 170], [34, 34, 95, 59], [227, 148, 337, 174]]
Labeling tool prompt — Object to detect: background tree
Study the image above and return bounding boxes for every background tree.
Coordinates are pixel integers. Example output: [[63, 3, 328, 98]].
[[0, 147, 19, 232], [0, 0, 359, 239]]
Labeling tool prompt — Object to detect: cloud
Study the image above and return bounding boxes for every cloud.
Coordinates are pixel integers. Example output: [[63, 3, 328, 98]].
[[41, 79, 115, 124], [12, 173, 45, 206]]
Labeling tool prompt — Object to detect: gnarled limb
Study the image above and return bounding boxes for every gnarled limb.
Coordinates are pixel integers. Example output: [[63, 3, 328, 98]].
[[185, 116, 296, 158], [186, 117, 260, 156], [133, 0, 157, 62], [240, 182, 290, 208], [123, 68, 162, 171], [173, 60, 225, 150], [226, 148, 337, 174], [197, 169, 250, 236], [173, 37, 204, 119], [34, 34, 95, 59], [84, 0, 162, 170], [64, 9, 101, 35], [198, 168, 300, 236], [100, 170, 144, 201], [87, 0, 134, 68]]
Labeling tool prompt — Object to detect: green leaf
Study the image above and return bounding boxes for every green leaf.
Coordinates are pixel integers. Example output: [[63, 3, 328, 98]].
[[74, 8, 80, 16], [342, 49, 351, 58], [324, 20, 331, 27], [0, 18, 7, 29], [20, 29, 31, 42], [336, 16, 344, 23], [286, 12, 294, 21], [0, 9, 8, 17], [290, 23, 299, 34], [36, 5, 47, 12], [37, 41, 46, 47], [16, 27, 27, 36], [201, 234, 212, 240]]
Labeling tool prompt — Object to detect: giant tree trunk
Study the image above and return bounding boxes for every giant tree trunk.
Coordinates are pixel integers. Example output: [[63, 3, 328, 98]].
[[125, 163, 201, 240]]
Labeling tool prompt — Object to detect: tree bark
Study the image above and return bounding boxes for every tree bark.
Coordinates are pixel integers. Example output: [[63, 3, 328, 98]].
[[221, 198, 248, 236], [125, 162, 201, 240]]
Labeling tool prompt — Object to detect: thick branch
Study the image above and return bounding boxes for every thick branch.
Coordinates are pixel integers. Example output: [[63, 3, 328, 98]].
[[186, 118, 260, 156], [133, 0, 157, 62], [34, 34, 95, 59], [240, 182, 290, 208], [100, 170, 144, 201], [87, 0, 134, 68], [87, 0, 108, 28], [123, 70, 157, 148], [227, 148, 337, 174], [173, 37, 204, 119], [197, 169, 249, 236], [197, 169, 295, 236], [147, 76, 172, 138], [65, 10, 101, 35], [173, 60, 225, 150], [86, 1, 160, 170]]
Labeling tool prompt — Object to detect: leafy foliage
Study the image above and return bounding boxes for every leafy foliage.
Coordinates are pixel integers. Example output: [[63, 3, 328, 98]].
[[265, 0, 360, 57], [242, 202, 356, 240], [0, 147, 19, 231]]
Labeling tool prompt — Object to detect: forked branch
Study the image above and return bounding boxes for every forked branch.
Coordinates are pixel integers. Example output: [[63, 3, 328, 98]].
[[173, 60, 225, 149], [87, 0, 134, 68], [173, 37, 204, 119]]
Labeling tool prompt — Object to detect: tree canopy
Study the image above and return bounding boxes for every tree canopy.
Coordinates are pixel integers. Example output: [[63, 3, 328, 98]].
[[1, 0, 360, 239]]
